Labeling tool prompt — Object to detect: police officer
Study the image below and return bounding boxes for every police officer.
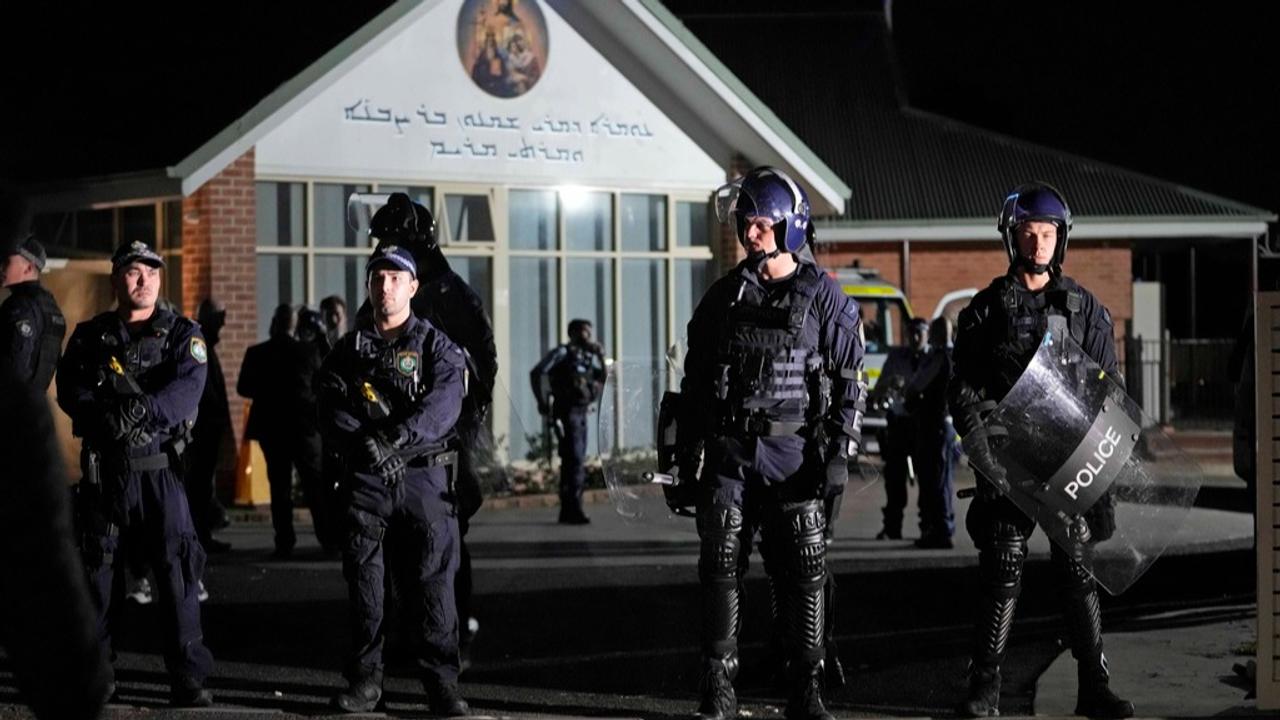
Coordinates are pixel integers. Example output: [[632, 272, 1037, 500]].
[[903, 317, 956, 549], [185, 298, 232, 553], [319, 244, 470, 715], [530, 319, 606, 524], [0, 234, 66, 389], [56, 240, 214, 707], [949, 183, 1132, 718], [672, 167, 865, 720], [874, 317, 928, 540], [358, 192, 499, 662]]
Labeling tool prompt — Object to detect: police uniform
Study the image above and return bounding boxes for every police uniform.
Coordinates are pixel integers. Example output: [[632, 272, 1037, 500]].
[[0, 236, 66, 389], [949, 183, 1132, 719], [55, 243, 213, 704], [874, 339, 925, 539], [530, 333, 606, 523], [902, 328, 956, 547], [317, 247, 468, 713], [679, 258, 864, 719]]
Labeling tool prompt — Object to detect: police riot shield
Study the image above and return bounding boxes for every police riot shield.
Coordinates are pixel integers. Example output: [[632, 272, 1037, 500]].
[[458, 374, 528, 502], [963, 324, 1202, 595], [599, 360, 692, 529]]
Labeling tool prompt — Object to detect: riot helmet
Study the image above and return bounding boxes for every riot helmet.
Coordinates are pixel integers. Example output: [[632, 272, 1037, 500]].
[[370, 192, 437, 251], [997, 182, 1072, 275], [715, 166, 811, 261]]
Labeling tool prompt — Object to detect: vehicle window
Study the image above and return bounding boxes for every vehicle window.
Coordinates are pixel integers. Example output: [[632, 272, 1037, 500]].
[[858, 298, 908, 354]]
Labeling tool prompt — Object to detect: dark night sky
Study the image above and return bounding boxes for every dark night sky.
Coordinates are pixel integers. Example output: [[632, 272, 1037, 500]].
[[890, 0, 1279, 215], [2, 1, 1275, 216]]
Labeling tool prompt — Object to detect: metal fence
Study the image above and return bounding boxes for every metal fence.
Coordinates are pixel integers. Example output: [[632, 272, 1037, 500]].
[[1124, 334, 1236, 426]]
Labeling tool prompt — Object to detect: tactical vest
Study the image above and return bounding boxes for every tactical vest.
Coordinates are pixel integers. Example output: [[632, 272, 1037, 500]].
[[30, 286, 66, 390], [713, 264, 825, 436], [92, 310, 195, 448], [351, 321, 430, 423], [988, 275, 1087, 397], [550, 343, 602, 407]]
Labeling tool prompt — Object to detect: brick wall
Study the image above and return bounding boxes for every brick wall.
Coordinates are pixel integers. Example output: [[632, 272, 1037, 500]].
[[181, 150, 257, 493], [818, 238, 1133, 348]]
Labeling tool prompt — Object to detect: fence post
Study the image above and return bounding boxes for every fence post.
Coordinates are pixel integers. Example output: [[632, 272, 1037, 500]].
[[1160, 329, 1172, 426]]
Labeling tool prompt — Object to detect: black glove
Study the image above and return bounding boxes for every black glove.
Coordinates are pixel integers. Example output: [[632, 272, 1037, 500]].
[[361, 435, 407, 488], [824, 439, 852, 497], [967, 432, 1009, 502], [1082, 491, 1117, 543], [104, 397, 147, 441], [664, 447, 702, 514]]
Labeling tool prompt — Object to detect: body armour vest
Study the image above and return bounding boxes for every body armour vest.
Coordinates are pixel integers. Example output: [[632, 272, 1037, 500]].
[[351, 321, 431, 431], [29, 285, 66, 390], [988, 275, 1086, 398], [551, 343, 603, 407], [91, 309, 195, 445], [715, 264, 824, 431]]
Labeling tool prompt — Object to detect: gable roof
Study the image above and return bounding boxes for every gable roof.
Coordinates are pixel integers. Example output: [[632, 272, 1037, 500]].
[[17, 0, 850, 215]]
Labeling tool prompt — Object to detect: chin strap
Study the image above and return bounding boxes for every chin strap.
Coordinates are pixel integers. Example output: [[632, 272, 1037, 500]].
[[1014, 255, 1052, 275], [747, 246, 783, 273]]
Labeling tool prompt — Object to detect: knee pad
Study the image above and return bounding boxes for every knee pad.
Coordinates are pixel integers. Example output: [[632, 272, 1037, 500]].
[[698, 504, 743, 584], [978, 522, 1026, 599], [775, 500, 826, 587]]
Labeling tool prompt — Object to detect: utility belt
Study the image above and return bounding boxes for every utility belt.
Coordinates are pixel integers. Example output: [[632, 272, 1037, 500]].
[[717, 411, 807, 438], [398, 446, 459, 469]]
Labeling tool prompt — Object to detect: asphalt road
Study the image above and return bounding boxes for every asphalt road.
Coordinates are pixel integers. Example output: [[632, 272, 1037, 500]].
[[0, 480, 1256, 719]]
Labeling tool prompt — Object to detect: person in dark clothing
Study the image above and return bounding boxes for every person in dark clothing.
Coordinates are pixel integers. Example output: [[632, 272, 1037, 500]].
[[874, 317, 928, 539], [295, 306, 339, 552], [355, 192, 500, 663], [904, 316, 956, 549], [949, 183, 1132, 718], [0, 183, 112, 720], [531, 319, 606, 525], [0, 234, 66, 390], [670, 167, 866, 720], [319, 244, 470, 715], [185, 298, 232, 553], [57, 239, 215, 707], [238, 304, 321, 558], [320, 294, 347, 352]]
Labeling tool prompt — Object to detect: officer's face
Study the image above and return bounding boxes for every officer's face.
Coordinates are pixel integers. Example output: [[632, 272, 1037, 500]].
[[1015, 221, 1058, 266], [367, 269, 418, 319], [743, 216, 779, 255], [1, 254, 34, 287], [114, 262, 160, 310]]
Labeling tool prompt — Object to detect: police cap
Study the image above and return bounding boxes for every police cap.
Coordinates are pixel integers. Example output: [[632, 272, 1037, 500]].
[[15, 234, 47, 271], [366, 243, 417, 279], [111, 240, 165, 272]]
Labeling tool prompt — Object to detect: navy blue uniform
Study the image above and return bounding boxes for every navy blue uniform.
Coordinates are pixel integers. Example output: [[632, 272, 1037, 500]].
[[0, 279, 65, 389], [875, 345, 924, 538], [949, 272, 1121, 713], [317, 314, 466, 689], [530, 340, 606, 522], [902, 345, 956, 540], [677, 259, 864, 685], [56, 307, 213, 691]]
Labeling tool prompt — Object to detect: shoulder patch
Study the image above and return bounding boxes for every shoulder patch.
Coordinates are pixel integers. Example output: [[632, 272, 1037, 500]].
[[17, 319, 33, 337], [190, 337, 208, 364], [396, 350, 420, 376]]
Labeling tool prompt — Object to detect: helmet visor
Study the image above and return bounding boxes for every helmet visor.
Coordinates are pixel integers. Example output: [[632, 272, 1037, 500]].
[[346, 192, 389, 241]]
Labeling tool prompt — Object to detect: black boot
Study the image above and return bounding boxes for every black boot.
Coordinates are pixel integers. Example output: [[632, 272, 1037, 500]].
[[1075, 655, 1134, 719], [170, 685, 213, 708], [696, 654, 738, 720], [332, 675, 383, 713], [1058, 557, 1133, 719], [960, 664, 1001, 717], [785, 661, 834, 720], [426, 681, 471, 717]]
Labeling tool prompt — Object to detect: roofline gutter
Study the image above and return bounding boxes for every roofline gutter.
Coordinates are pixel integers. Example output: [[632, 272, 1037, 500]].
[[24, 169, 182, 214], [816, 217, 1275, 242]]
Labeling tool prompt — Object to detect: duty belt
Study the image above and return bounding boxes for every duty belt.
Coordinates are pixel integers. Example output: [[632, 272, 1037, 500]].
[[723, 415, 806, 437], [402, 448, 459, 469], [126, 452, 171, 472]]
